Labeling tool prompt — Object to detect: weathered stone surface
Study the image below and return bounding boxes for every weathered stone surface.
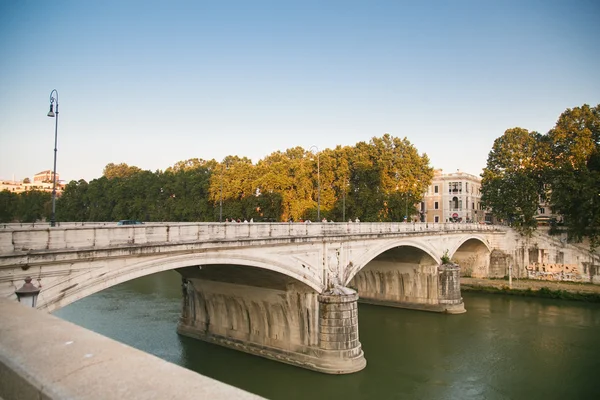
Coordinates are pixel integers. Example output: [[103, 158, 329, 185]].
[[177, 268, 365, 374], [438, 263, 466, 314], [0, 299, 262, 400], [1, 222, 597, 376]]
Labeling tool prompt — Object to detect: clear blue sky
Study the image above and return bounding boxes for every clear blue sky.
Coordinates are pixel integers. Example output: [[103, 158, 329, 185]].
[[1, 0, 599, 183]]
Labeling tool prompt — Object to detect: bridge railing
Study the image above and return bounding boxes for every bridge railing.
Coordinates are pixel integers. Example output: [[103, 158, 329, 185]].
[[0, 222, 503, 254]]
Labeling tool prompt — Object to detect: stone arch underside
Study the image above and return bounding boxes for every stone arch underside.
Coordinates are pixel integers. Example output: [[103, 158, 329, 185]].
[[37, 249, 322, 313], [176, 261, 366, 374], [348, 244, 443, 311], [450, 237, 492, 278], [178, 263, 320, 360]]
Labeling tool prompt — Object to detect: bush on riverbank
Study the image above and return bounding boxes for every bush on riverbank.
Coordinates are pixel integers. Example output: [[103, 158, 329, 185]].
[[461, 284, 600, 303]]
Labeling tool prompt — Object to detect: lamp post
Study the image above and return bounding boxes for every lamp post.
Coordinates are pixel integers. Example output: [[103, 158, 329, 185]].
[[15, 277, 41, 308], [47, 89, 59, 227], [219, 160, 229, 222], [342, 181, 346, 222], [219, 165, 223, 222], [309, 146, 320, 220]]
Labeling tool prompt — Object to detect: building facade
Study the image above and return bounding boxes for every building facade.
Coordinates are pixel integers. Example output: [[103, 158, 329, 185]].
[[33, 170, 59, 183], [421, 170, 484, 223], [0, 170, 64, 195]]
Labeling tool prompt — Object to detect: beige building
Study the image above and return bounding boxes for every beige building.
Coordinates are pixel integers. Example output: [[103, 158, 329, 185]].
[[0, 170, 64, 195], [33, 170, 59, 183], [421, 169, 484, 223]]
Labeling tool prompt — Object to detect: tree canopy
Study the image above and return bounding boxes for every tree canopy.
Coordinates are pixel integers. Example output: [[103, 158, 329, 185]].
[[481, 128, 546, 234], [481, 104, 600, 249], [40, 134, 433, 224]]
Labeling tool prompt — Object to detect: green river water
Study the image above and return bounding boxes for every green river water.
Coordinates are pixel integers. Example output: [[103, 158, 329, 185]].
[[54, 270, 600, 400]]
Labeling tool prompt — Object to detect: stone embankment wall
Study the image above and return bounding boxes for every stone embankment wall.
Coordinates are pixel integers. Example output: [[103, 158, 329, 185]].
[[477, 229, 600, 284]]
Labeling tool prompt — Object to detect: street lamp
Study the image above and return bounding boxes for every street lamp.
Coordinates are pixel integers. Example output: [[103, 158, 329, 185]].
[[309, 146, 320, 220], [219, 165, 223, 222], [342, 180, 346, 222], [219, 160, 229, 222], [15, 277, 41, 308], [47, 89, 59, 227]]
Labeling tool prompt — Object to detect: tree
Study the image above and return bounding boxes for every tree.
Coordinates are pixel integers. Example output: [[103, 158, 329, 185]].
[[481, 128, 546, 234], [546, 104, 600, 249], [103, 163, 142, 179], [56, 180, 89, 221], [0, 190, 19, 222], [17, 191, 52, 223], [345, 134, 433, 222]]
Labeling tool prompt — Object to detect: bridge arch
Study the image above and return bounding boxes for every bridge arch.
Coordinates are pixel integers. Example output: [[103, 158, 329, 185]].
[[344, 238, 440, 285], [38, 249, 322, 313], [346, 239, 442, 311], [449, 235, 491, 278]]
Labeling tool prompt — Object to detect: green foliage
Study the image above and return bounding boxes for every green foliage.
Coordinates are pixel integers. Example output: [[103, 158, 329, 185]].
[[0, 190, 52, 223], [481, 128, 546, 235], [54, 134, 434, 223], [545, 104, 600, 250], [103, 163, 142, 179], [481, 104, 600, 249], [0, 190, 19, 222], [440, 250, 451, 264]]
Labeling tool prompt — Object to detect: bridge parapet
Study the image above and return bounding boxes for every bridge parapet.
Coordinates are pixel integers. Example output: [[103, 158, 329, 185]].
[[0, 222, 503, 254], [0, 299, 262, 399]]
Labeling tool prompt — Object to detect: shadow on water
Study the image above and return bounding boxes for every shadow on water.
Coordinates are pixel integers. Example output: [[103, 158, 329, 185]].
[[55, 271, 600, 400]]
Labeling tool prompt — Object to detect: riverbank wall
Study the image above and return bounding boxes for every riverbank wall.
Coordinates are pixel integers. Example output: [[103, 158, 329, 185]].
[[461, 277, 600, 302], [465, 228, 600, 285]]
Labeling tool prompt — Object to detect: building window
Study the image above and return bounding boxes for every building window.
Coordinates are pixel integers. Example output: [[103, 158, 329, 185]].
[[449, 182, 462, 194], [451, 197, 461, 210], [434, 201, 439, 210], [435, 216, 439, 223], [539, 207, 545, 214], [472, 202, 475, 209], [434, 185, 439, 194]]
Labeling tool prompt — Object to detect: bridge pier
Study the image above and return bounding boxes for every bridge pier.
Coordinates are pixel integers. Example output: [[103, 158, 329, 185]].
[[438, 264, 466, 314], [350, 260, 465, 314], [176, 267, 365, 374], [316, 287, 366, 373]]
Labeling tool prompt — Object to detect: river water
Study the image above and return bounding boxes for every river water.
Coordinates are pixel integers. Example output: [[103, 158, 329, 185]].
[[54, 271, 600, 399]]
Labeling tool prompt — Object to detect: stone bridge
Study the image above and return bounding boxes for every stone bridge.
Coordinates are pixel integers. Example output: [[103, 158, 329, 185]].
[[1, 222, 595, 374]]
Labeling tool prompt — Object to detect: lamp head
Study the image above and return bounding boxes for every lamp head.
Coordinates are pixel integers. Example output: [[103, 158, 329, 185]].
[[15, 277, 41, 308], [47, 103, 55, 118]]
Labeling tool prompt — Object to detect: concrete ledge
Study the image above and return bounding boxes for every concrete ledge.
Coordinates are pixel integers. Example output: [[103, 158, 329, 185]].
[[0, 299, 262, 400], [178, 324, 366, 374], [358, 298, 466, 314]]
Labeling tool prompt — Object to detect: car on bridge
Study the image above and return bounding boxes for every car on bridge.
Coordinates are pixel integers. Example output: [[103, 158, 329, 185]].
[[117, 220, 144, 226]]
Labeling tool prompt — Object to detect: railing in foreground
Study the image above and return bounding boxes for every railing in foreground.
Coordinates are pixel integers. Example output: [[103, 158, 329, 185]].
[[0, 299, 262, 400]]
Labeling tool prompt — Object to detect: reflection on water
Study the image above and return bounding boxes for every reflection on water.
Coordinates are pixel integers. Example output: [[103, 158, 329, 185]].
[[55, 271, 600, 399]]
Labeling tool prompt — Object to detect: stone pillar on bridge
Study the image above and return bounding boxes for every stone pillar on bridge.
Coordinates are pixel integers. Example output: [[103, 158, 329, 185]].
[[438, 264, 465, 314], [317, 286, 366, 374]]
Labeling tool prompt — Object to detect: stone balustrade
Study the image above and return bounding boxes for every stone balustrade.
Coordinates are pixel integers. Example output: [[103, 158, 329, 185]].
[[0, 222, 500, 254]]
